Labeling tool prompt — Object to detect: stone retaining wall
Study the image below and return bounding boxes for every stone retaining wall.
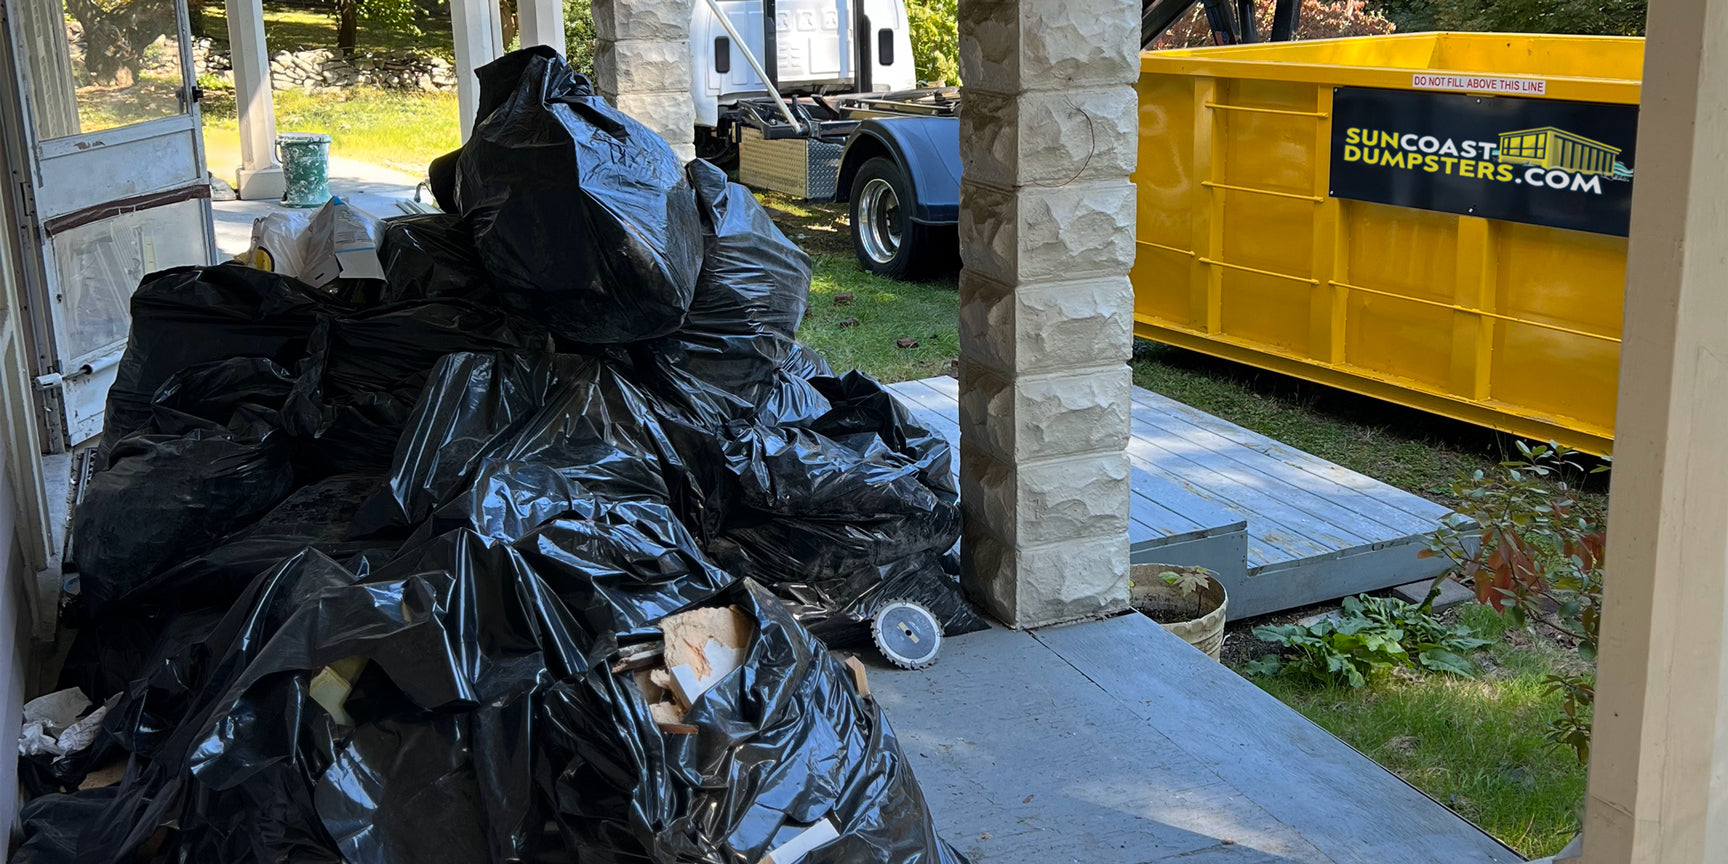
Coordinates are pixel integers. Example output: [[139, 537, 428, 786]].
[[194, 38, 458, 93]]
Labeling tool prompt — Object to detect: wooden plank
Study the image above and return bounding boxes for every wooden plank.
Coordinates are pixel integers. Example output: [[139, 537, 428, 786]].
[[1231, 536, 1453, 618], [1131, 388, 1454, 523], [1130, 414, 1414, 547], [868, 626, 1336, 863], [1033, 615, 1520, 864], [1131, 401, 1442, 538], [1124, 432, 1341, 563], [889, 380, 1209, 546], [1130, 525, 1251, 589]]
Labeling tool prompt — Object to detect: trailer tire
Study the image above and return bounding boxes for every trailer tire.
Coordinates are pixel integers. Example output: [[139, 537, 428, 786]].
[[849, 157, 934, 280]]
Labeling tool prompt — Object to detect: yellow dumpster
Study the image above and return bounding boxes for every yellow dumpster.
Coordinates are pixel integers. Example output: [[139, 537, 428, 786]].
[[1133, 33, 1642, 455]]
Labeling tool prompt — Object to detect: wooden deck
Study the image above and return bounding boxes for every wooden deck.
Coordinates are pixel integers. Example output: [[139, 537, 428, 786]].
[[886, 376, 1456, 617], [871, 613, 1521, 863]]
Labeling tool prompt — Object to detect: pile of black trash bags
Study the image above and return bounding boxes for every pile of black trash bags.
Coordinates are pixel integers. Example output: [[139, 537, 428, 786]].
[[15, 47, 981, 864]]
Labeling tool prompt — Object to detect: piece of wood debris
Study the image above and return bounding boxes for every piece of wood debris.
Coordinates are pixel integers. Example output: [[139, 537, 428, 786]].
[[612, 641, 666, 673], [649, 701, 684, 726], [661, 606, 751, 709], [309, 657, 368, 726], [843, 656, 870, 697], [649, 701, 697, 734], [635, 669, 668, 705], [757, 817, 840, 864], [649, 668, 675, 692], [79, 760, 127, 790]]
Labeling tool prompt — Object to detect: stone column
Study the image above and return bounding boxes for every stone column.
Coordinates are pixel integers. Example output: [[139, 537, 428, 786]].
[[591, 0, 695, 163], [517, 0, 566, 56], [1580, 0, 1728, 857], [452, 0, 503, 141], [954, 0, 1139, 628], [225, 0, 284, 199]]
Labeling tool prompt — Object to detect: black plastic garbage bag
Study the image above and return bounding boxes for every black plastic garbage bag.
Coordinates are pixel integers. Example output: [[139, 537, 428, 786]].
[[454, 47, 701, 343], [11, 788, 119, 864], [544, 580, 969, 864], [100, 263, 326, 456], [74, 360, 299, 618], [674, 372, 984, 638], [376, 212, 492, 303], [356, 350, 702, 536], [283, 300, 545, 478], [644, 159, 810, 409], [785, 342, 834, 379], [106, 474, 390, 616], [71, 505, 732, 863]]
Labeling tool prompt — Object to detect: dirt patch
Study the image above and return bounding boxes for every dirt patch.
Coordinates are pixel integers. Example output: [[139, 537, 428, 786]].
[[755, 194, 854, 259]]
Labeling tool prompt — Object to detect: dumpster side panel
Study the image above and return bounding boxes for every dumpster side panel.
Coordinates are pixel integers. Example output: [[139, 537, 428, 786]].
[[1132, 34, 1635, 454], [1487, 223, 1624, 438], [1133, 75, 1201, 329]]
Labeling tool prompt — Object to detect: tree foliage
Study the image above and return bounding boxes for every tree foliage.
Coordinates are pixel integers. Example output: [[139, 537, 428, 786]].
[[906, 0, 959, 85], [1152, 0, 1395, 49], [1374, 0, 1644, 36], [562, 0, 597, 76]]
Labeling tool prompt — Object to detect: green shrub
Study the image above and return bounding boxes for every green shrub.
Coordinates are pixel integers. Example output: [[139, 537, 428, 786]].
[[562, 0, 597, 76], [1246, 594, 1494, 687]]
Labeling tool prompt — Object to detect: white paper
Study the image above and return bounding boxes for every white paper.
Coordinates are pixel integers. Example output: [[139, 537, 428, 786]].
[[248, 198, 384, 288], [23, 687, 90, 730], [759, 818, 840, 864]]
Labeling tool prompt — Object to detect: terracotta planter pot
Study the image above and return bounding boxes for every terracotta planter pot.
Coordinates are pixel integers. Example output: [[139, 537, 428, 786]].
[[1129, 563, 1228, 660]]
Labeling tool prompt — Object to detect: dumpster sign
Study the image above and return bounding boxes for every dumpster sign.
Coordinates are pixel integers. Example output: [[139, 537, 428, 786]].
[[1329, 87, 1638, 236]]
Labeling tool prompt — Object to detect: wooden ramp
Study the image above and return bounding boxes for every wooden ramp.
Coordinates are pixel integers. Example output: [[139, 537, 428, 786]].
[[871, 613, 1521, 863], [886, 376, 1456, 618]]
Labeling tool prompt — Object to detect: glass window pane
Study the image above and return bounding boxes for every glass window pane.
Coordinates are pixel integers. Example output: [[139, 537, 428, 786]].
[[15, 0, 186, 139], [50, 199, 208, 363]]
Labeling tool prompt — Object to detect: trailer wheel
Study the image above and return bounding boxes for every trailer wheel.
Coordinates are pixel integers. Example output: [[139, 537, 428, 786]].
[[850, 157, 931, 279]]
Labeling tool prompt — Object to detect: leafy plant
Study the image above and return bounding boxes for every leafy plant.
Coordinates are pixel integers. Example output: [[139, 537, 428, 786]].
[[1423, 441, 1606, 764], [906, 0, 958, 85], [1249, 594, 1493, 687], [1544, 673, 1594, 765], [1160, 569, 1213, 617]]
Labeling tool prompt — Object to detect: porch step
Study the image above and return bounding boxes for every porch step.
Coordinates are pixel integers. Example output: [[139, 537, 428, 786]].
[[885, 376, 1456, 618]]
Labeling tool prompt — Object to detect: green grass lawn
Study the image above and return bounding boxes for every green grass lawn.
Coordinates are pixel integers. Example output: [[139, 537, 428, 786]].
[[1249, 605, 1590, 858], [763, 194, 961, 384], [202, 86, 458, 179]]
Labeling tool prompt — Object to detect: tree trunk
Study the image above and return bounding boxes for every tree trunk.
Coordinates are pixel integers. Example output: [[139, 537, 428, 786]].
[[336, 0, 358, 54], [188, 0, 204, 37]]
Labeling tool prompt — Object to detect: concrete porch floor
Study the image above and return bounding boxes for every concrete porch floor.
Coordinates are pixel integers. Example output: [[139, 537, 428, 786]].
[[871, 614, 1521, 864]]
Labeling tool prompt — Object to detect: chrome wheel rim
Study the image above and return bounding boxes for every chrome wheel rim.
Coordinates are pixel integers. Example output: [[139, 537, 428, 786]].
[[857, 177, 902, 264]]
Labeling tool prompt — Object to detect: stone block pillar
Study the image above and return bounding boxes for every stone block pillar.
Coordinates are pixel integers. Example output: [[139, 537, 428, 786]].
[[955, 0, 1139, 628], [591, 0, 696, 163], [225, 0, 285, 199]]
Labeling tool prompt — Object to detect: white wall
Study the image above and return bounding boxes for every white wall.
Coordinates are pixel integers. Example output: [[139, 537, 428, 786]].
[[0, 451, 29, 842]]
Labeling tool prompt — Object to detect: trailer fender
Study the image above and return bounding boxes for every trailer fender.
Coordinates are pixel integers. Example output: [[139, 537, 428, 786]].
[[835, 116, 960, 225]]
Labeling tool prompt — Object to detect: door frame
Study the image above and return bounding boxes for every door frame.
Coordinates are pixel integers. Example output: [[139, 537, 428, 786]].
[[0, 0, 215, 451]]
